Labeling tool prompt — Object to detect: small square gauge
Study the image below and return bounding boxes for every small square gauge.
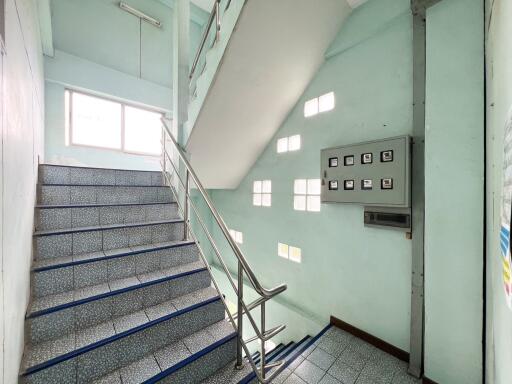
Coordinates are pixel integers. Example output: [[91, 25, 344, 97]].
[[344, 155, 355, 166], [381, 178, 393, 189], [361, 153, 373, 164], [329, 180, 338, 190], [361, 179, 373, 190], [381, 150, 394, 162], [344, 180, 355, 190], [329, 157, 338, 167]]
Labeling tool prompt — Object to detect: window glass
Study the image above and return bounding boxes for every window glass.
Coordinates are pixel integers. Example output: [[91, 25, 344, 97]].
[[124, 106, 162, 155], [71, 92, 122, 150]]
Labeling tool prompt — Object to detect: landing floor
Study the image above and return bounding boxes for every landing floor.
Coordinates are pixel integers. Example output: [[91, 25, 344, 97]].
[[274, 327, 420, 384]]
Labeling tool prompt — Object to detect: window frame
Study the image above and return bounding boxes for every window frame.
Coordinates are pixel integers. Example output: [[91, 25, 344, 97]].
[[65, 88, 165, 157]]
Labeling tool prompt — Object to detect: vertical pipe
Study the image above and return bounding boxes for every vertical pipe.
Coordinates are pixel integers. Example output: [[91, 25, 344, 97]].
[[236, 261, 244, 368], [260, 302, 266, 380], [183, 170, 190, 240], [215, 0, 220, 42], [409, 1, 427, 378]]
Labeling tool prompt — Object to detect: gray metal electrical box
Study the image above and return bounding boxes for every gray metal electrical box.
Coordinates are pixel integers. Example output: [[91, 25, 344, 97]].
[[321, 135, 411, 207]]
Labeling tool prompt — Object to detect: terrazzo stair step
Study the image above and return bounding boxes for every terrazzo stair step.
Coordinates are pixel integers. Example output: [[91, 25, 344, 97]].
[[39, 165, 164, 186], [34, 219, 185, 260], [38, 184, 173, 206], [240, 337, 314, 384], [27, 260, 210, 345], [21, 287, 225, 384], [35, 202, 179, 231], [200, 343, 286, 384], [32, 240, 199, 298], [91, 319, 237, 384]]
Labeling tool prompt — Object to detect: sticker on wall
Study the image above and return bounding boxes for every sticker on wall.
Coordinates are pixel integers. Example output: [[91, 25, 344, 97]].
[[499, 108, 512, 310]]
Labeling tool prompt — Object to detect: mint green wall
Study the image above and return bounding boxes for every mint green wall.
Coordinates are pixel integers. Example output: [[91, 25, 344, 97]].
[[424, 0, 484, 383], [202, 1, 484, 382], [485, 0, 512, 383], [209, 0, 415, 352], [44, 0, 207, 169]]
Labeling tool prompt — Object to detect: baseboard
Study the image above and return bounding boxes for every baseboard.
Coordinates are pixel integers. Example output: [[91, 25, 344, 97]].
[[330, 315, 410, 362]]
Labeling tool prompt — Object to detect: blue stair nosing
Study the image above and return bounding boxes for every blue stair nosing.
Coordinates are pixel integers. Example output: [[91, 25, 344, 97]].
[[277, 325, 331, 370], [22, 296, 222, 376], [32, 240, 196, 272], [142, 333, 237, 384], [239, 326, 331, 384], [39, 183, 166, 188], [254, 343, 288, 365], [40, 164, 162, 173], [27, 266, 208, 318], [35, 202, 176, 209], [33, 219, 184, 237]]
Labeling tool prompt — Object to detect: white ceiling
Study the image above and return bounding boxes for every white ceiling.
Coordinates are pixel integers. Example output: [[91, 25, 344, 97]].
[[187, 0, 352, 188], [191, 0, 215, 12]]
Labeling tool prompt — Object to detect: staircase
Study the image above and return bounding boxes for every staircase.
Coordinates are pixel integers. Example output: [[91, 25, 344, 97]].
[[19, 163, 312, 383], [21, 164, 239, 383]]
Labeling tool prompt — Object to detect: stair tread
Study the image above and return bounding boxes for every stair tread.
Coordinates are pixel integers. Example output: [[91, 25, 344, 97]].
[[200, 359, 253, 384], [28, 260, 207, 316], [39, 183, 166, 187], [36, 201, 176, 209], [91, 319, 236, 384], [34, 218, 183, 237], [22, 287, 220, 372], [32, 240, 195, 270]]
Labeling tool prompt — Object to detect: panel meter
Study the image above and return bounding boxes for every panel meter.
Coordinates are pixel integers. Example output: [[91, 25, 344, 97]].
[[321, 135, 411, 207]]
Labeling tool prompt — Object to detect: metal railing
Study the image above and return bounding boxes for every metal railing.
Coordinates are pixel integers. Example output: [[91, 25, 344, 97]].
[[160, 118, 288, 383], [189, 0, 232, 97]]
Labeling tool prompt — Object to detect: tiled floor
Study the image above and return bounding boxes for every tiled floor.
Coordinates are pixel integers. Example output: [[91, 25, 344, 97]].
[[275, 326, 421, 384]]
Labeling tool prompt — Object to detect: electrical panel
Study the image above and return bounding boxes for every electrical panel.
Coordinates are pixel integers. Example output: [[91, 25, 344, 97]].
[[321, 136, 411, 207]]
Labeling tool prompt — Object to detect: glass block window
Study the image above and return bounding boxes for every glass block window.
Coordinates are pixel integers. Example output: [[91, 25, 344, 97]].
[[294, 179, 321, 212], [253, 180, 272, 207]]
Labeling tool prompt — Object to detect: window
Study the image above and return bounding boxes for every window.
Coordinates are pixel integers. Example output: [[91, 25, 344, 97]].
[[278, 242, 302, 263], [304, 92, 335, 118], [65, 89, 163, 156], [294, 179, 321, 212], [277, 135, 301, 153], [229, 229, 243, 244], [253, 180, 271, 207]]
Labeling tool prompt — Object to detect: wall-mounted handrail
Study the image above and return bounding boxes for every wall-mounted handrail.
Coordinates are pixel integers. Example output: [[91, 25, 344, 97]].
[[190, 0, 221, 81], [161, 118, 288, 383]]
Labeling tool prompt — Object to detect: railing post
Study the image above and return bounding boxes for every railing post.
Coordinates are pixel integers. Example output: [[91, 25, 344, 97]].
[[215, 0, 220, 41], [162, 129, 166, 182], [236, 261, 244, 368], [260, 301, 266, 380], [183, 170, 190, 240]]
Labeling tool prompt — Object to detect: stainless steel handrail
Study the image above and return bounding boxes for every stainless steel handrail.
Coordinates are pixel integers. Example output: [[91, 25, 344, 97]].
[[190, 0, 221, 81], [161, 118, 288, 383]]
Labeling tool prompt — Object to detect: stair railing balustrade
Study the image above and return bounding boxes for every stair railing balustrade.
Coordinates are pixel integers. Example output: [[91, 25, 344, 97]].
[[161, 119, 288, 383], [189, 0, 233, 98]]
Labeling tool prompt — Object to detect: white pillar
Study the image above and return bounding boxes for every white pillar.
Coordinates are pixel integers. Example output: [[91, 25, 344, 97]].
[[173, 0, 190, 145]]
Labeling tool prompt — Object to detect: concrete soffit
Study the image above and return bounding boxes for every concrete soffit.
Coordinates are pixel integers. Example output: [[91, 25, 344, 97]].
[[37, 0, 54, 57]]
